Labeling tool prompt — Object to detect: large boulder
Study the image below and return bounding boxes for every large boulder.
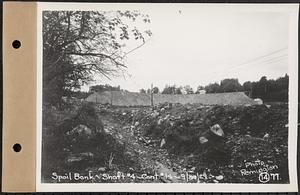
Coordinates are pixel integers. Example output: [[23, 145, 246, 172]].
[[74, 103, 104, 133], [54, 103, 104, 136], [254, 98, 263, 105], [66, 152, 94, 164], [210, 124, 225, 137], [66, 124, 93, 137], [198, 124, 229, 164]]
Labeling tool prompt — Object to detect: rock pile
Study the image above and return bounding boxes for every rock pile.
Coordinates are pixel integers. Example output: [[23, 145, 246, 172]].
[[100, 102, 289, 183], [42, 103, 131, 182]]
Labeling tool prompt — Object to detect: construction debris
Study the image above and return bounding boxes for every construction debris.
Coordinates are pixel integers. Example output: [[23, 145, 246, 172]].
[[98, 102, 288, 183], [43, 101, 289, 184]]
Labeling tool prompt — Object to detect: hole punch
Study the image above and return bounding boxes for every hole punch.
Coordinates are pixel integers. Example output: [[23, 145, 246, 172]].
[[12, 40, 21, 49], [13, 143, 22, 152]]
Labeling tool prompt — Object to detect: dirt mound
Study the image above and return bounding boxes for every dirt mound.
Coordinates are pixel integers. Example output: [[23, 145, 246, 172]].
[[100, 102, 289, 183], [42, 103, 135, 183], [86, 91, 151, 106], [154, 92, 257, 106], [42, 101, 288, 183], [86, 91, 257, 106]]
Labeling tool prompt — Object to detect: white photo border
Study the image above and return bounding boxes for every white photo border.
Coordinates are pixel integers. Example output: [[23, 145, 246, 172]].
[[36, 2, 299, 192]]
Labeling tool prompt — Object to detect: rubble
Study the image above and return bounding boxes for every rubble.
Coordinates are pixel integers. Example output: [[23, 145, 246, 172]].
[[42, 103, 134, 182], [43, 101, 289, 184], [100, 102, 288, 183]]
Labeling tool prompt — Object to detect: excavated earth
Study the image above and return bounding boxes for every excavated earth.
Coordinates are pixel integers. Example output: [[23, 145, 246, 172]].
[[42, 102, 289, 184]]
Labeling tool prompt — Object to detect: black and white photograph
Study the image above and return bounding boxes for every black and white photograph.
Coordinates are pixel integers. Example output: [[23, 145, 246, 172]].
[[37, 3, 298, 192]]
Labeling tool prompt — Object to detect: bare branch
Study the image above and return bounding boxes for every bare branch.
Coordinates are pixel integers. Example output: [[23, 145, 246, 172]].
[[66, 52, 127, 68]]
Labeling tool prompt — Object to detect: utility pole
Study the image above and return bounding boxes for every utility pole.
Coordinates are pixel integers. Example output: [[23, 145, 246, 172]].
[[250, 83, 253, 98], [151, 83, 153, 107], [110, 89, 113, 106], [265, 83, 267, 94]]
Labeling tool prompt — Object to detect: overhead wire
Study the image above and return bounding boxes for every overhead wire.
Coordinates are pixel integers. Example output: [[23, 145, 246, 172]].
[[209, 47, 288, 81]]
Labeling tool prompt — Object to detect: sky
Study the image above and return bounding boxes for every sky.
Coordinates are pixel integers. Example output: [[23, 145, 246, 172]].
[[82, 5, 290, 92]]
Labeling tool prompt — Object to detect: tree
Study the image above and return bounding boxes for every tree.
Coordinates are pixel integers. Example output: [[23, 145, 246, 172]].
[[175, 87, 183, 94], [182, 85, 194, 94], [162, 85, 182, 94], [252, 76, 268, 100], [220, 78, 242, 92], [139, 89, 146, 93], [242, 81, 253, 97], [43, 11, 151, 107], [195, 85, 205, 94], [205, 83, 220, 93], [162, 85, 173, 94], [152, 87, 159, 94], [242, 81, 252, 92], [244, 74, 288, 102], [89, 84, 120, 93]]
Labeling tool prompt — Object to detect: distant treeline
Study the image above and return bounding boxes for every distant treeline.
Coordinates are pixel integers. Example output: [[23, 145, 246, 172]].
[[90, 84, 122, 93], [246, 75, 288, 102], [89, 74, 289, 102], [203, 74, 288, 102]]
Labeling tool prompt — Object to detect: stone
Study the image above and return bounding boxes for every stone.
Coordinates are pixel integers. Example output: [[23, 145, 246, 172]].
[[67, 124, 92, 136], [117, 133, 123, 139], [210, 124, 225, 137], [263, 133, 270, 139], [265, 104, 271, 109], [66, 152, 94, 164], [104, 127, 110, 134], [164, 114, 170, 120], [98, 167, 106, 172], [129, 167, 134, 171], [202, 171, 208, 179], [157, 118, 164, 125], [160, 138, 166, 147], [199, 136, 208, 144], [254, 98, 263, 105], [151, 110, 160, 118], [130, 125, 135, 131], [215, 175, 224, 180]]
